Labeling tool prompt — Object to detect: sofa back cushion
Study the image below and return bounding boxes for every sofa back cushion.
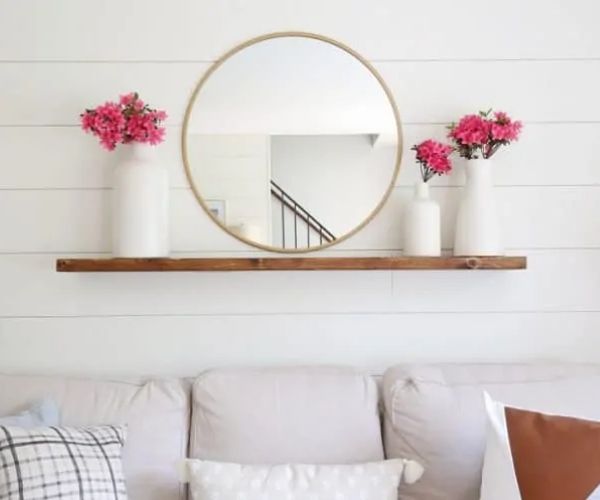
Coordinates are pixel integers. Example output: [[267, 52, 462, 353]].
[[382, 363, 600, 500], [0, 374, 190, 500], [190, 366, 383, 463]]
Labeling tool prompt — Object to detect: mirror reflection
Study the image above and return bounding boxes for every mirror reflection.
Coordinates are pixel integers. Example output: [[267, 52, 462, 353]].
[[184, 34, 400, 251]]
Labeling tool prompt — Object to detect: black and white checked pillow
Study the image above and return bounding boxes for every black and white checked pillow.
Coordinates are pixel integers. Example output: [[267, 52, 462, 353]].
[[0, 425, 127, 500]]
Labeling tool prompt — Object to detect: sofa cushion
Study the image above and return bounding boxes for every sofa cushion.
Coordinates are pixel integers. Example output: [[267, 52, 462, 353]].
[[0, 374, 190, 500], [382, 363, 600, 500], [190, 366, 383, 463]]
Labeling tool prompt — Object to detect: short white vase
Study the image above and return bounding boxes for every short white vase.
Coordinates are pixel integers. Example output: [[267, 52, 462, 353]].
[[112, 143, 169, 257], [403, 181, 441, 257], [453, 158, 503, 256]]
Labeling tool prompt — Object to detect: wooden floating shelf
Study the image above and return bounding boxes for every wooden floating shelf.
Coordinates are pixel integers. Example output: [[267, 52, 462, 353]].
[[56, 256, 527, 272]]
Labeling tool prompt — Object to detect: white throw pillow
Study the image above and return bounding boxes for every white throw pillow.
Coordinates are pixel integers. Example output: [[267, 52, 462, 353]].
[[0, 398, 59, 427], [0, 425, 128, 499], [479, 394, 522, 500], [183, 459, 424, 500]]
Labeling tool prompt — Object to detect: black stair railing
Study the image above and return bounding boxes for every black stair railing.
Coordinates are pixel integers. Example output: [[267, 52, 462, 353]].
[[270, 180, 336, 249]]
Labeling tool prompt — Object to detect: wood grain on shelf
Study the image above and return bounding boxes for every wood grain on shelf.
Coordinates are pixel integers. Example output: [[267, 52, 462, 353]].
[[56, 256, 527, 272]]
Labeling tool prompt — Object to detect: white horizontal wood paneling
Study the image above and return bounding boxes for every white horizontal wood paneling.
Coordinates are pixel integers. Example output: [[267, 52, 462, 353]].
[[391, 250, 600, 313], [0, 254, 393, 317], [379, 60, 600, 124], [1, 186, 598, 253], [1, 0, 598, 61], [0, 312, 598, 377], [1, 61, 600, 126], [0, 251, 598, 318], [1, 0, 599, 376], [2, 123, 600, 189]]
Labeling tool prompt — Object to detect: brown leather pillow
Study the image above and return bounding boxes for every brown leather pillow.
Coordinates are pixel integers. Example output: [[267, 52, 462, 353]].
[[505, 405, 600, 500]]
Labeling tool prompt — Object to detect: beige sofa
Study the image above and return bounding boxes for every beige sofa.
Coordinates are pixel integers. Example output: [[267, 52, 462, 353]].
[[2, 364, 600, 500]]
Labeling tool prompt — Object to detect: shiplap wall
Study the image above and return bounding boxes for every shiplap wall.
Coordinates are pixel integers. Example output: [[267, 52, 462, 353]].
[[0, 0, 599, 376]]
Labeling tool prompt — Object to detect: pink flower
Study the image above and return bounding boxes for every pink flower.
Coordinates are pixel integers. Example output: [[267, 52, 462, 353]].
[[123, 113, 166, 145], [490, 111, 522, 142], [119, 93, 136, 106], [148, 126, 166, 145], [448, 114, 490, 146], [412, 139, 454, 182], [151, 110, 168, 121], [81, 92, 167, 151], [448, 110, 523, 159], [80, 102, 126, 150], [494, 111, 510, 122]]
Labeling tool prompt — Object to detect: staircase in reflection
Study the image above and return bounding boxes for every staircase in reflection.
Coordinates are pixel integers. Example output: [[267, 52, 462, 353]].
[[270, 180, 336, 249]]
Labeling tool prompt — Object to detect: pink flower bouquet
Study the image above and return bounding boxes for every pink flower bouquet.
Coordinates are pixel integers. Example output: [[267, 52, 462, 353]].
[[81, 92, 167, 151], [448, 109, 522, 160], [412, 139, 454, 182]]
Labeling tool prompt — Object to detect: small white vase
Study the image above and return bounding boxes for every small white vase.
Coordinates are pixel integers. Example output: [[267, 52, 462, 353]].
[[112, 143, 169, 257], [403, 181, 441, 256], [453, 159, 503, 256]]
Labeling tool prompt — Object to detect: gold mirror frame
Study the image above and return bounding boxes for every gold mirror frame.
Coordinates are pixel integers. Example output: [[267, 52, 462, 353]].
[[182, 31, 403, 253]]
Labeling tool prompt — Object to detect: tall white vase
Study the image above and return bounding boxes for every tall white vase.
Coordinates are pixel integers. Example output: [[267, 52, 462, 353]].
[[112, 143, 169, 257], [403, 181, 441, 256], [453, 159, 503, 256]]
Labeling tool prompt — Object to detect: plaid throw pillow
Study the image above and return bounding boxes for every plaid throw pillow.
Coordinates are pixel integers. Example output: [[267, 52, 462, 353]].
[[0, 425, 127, 500]]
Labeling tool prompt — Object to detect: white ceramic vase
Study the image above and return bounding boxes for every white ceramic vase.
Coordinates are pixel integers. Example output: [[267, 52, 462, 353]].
[[112, 143, 169, 257], [453, 158, 503, 256], [403, 181, 441, 256]]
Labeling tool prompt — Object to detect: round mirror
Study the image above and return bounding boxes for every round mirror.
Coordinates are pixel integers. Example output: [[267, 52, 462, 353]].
[[183, 32, 402, 252]]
